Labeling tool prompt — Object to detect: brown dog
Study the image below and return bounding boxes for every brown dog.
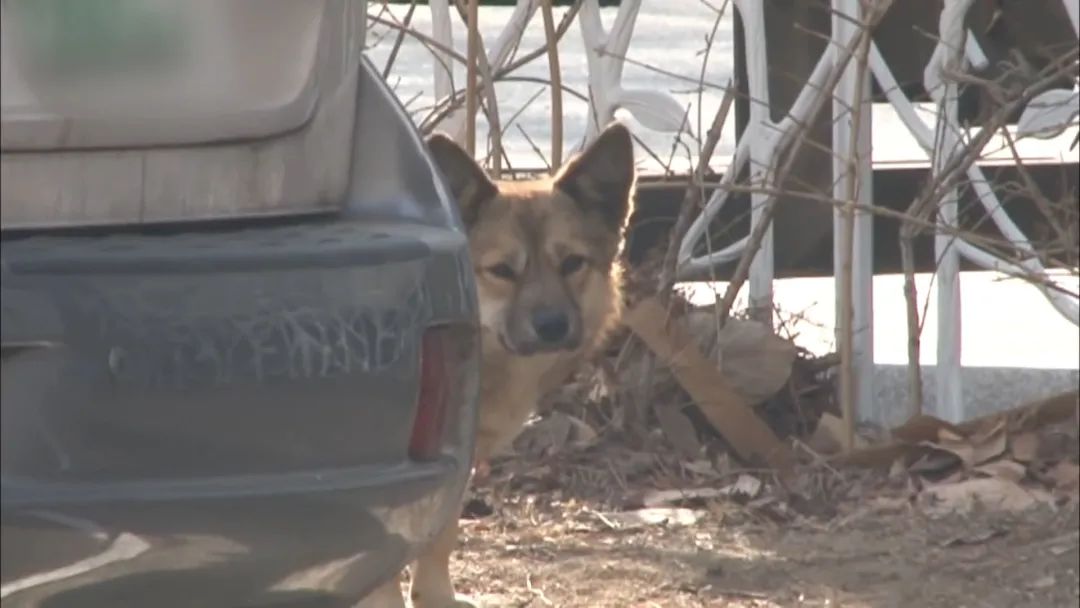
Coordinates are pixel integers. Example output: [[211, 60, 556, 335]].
[[407, 123, 636, 607]]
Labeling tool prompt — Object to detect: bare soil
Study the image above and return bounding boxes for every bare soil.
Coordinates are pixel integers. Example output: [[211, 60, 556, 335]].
[[449, 490, 1078, 608], [405, 426, 1080, 608]]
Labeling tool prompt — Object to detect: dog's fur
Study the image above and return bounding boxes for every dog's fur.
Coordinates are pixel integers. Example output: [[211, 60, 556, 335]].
[[407, 123, 636, 607]]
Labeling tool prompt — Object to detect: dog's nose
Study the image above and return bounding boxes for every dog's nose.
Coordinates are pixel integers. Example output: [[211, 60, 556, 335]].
[[531, 309, 570, 343]]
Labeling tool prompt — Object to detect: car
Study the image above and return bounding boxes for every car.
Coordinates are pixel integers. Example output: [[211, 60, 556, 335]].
[[0, 2, 480, 606]]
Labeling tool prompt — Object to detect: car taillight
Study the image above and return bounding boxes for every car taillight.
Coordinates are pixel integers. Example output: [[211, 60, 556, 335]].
[[408, 327, 452, 461]]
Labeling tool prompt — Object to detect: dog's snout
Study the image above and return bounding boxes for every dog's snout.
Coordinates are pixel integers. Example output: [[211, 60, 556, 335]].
[[531, 309, 570, 343]]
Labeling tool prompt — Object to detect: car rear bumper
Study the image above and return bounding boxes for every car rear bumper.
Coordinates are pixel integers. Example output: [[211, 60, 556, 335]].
[[2, 459, 461, 607], [1, 219, 479, 606]]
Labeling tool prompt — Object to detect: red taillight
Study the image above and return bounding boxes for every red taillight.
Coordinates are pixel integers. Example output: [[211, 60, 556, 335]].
[[408, 328, 452, 461]]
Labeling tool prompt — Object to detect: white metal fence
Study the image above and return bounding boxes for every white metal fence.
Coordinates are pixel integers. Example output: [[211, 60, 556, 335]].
[[370, 0, 1080, 425]]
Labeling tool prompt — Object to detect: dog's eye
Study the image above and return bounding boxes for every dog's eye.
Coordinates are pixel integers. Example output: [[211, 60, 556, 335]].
[[487, 263, 517, 281], [559, 254, 586, 276]]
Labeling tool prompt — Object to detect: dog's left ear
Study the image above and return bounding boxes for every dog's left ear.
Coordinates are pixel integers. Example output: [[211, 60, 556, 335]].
[[554, 122, 636, 230], [427, 132, 499, 227]]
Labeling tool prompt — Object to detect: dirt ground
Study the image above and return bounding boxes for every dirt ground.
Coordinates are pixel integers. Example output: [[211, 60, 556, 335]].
[[406, 418, 1080, 608], [447, 489, 1078, 608]]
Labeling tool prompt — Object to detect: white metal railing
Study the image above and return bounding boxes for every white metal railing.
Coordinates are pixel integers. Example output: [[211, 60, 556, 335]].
[[379, 0, 1080, 424]]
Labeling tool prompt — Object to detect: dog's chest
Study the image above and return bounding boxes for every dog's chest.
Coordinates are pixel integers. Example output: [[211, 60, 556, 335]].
[[475, 338, 580, 456]]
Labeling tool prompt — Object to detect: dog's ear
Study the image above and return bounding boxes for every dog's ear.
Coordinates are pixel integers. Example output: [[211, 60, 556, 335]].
[[554, 122, 636, 230], [427, 133, 498, 226]]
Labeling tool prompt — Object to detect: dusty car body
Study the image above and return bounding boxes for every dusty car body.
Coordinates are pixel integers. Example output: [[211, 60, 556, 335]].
[[1, 2, 480, 606]]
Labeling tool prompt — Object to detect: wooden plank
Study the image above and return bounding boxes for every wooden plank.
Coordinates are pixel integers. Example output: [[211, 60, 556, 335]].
[[624, 296, 796, 475]]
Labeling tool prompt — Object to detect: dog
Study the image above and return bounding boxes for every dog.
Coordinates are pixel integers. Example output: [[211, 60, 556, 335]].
[[408, 122, 637, 608]]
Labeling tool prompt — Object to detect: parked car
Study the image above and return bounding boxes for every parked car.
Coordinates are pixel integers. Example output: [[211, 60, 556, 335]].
[[1, 2, 480, 606]]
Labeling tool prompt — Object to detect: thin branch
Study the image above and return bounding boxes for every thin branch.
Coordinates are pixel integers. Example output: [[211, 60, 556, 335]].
[[498, 0, 583, 76], [659, 83, 735, 299], [517, 124, 552, 173], [464, 0, 480, 156], [381, 0, 419, 79], [540, 0, 564, 172]]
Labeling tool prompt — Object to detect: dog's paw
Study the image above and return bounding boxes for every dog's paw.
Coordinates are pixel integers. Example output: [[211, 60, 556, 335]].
[[471, 460, 492, 485], [411, 598, 478, 608], [409, 587, 482, 608]]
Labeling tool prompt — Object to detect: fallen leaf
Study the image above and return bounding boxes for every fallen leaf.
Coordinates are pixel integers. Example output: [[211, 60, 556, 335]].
[[1047, 461, 1080, 495], [920, 418, 1007, 469], [721, 474, 763, 500], [683, 459, 717, 477], [599, 507, 703, 530], [807, 413, 848, 456], [834, 443, 916, 470], [1009, 432, 1041, 463], [513, 412, 597, 457], [1042, 434, 1080, 463], [941, 527, 1008, 547], [866, 496, 910, 514], [919, 439, 974, 469], [994, 391, 1079, 436], [888, 456, 908, 478], [937, 427, 966, 443], [907, 446, 963, 476], [836, 391, 1079, 472], [655, 404, 702, 460], [514, 413, 572, 457], [641, 487, 726, 508], [917, 477, 1054, 518], [973, 460, 1028, 484], [893, 415, 966, 445], [638, 476, 763, 509], [924, 469, 968, 486], [746, 495, 795, 522], [703, 315, 797, 404], [565, 413, 599, 447], [966, 418, 1009, 466]]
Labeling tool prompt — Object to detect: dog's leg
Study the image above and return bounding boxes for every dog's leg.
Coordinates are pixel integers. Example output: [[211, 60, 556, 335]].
[[409, 432, 502, 608], [408, 511, 475, 608]]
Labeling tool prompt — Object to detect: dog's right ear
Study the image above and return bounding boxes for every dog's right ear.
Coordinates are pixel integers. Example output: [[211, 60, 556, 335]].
[[426, 133, 498, 226], [553, 122, 635, 231]]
